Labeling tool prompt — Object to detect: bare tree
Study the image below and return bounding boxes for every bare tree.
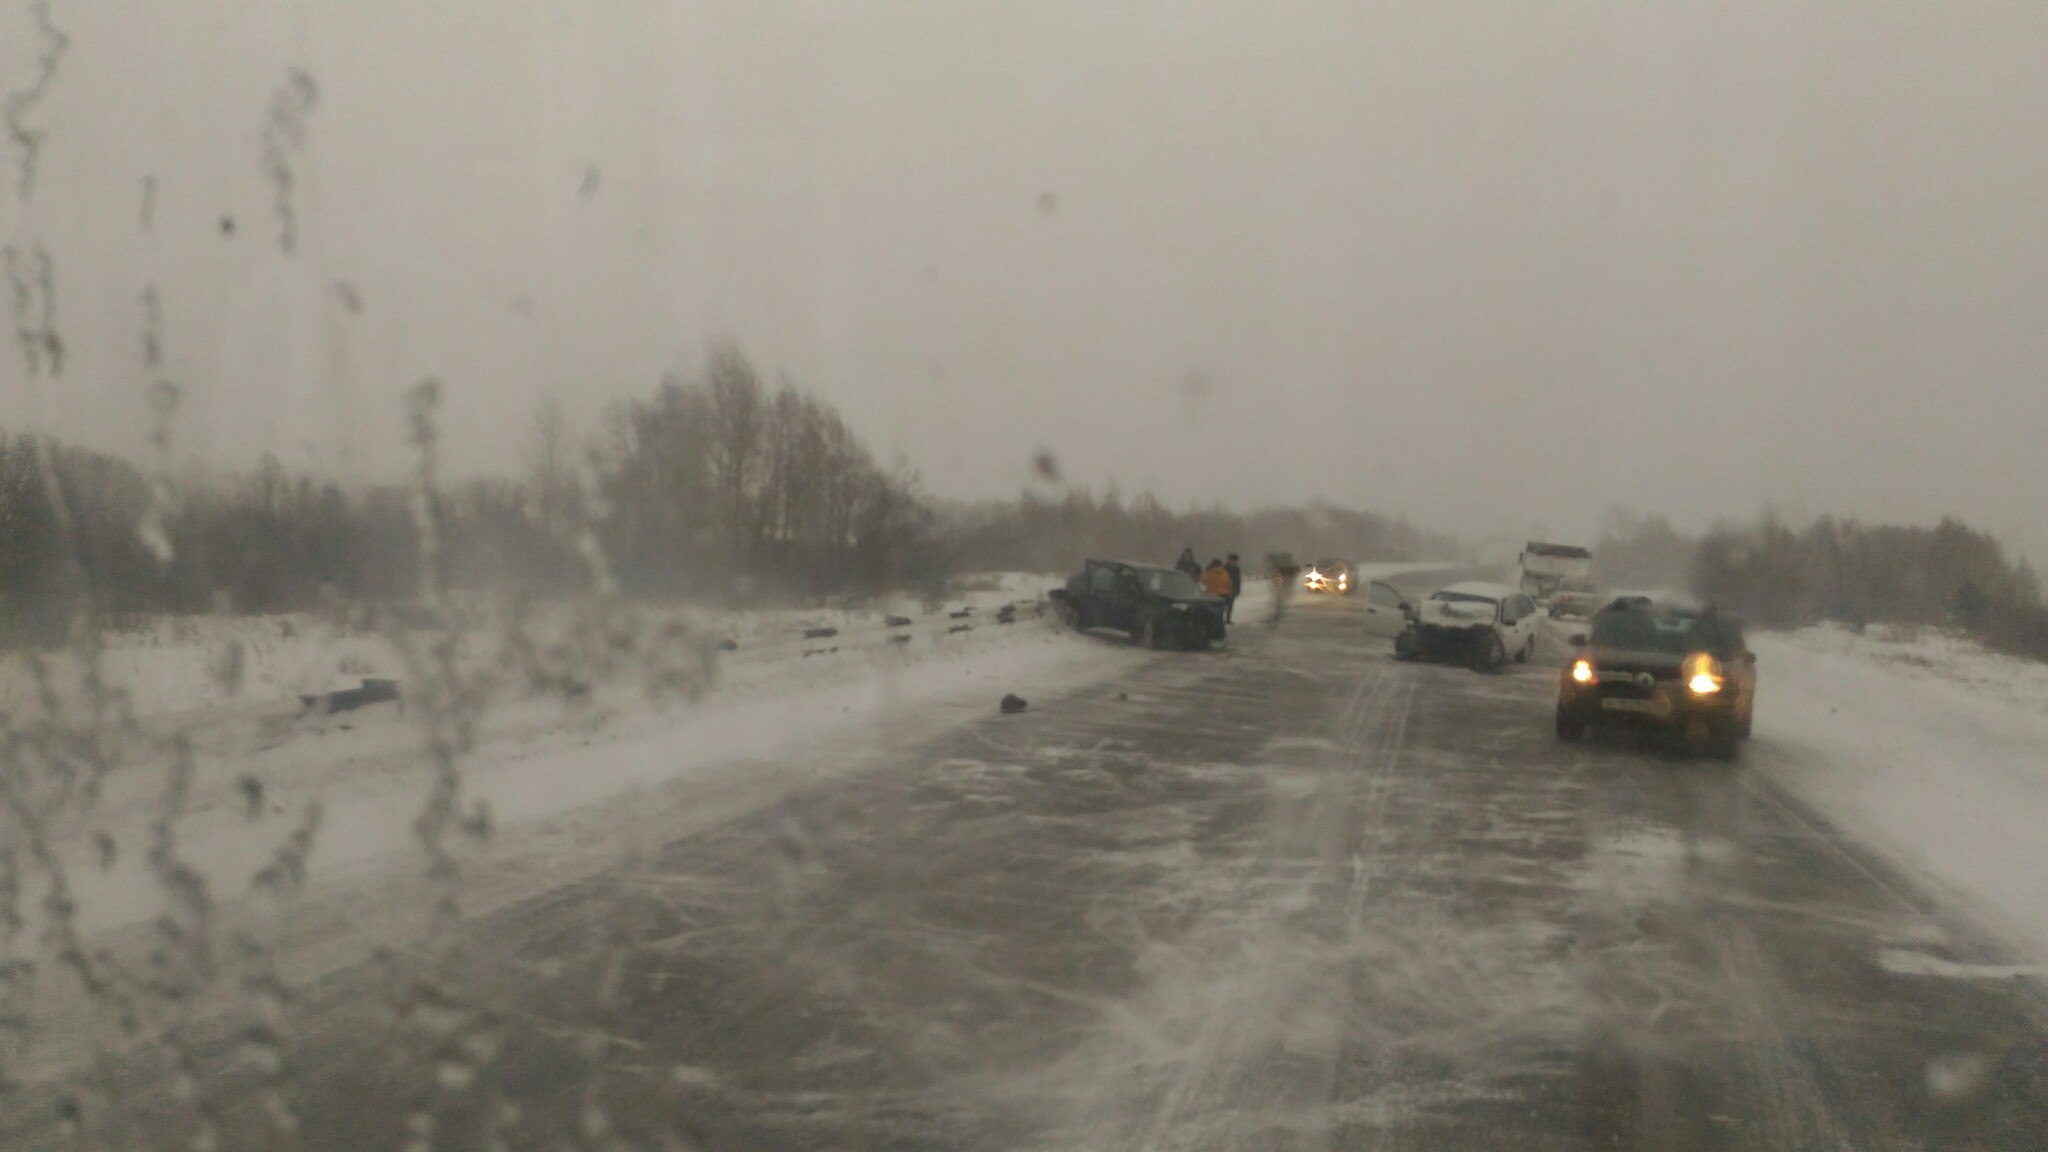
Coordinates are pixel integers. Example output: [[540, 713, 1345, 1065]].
[[703, 342, 765, 545], [523, 395, 575, 537]]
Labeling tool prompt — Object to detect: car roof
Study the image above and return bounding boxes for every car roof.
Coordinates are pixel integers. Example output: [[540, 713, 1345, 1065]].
[[1435, 580, 1518, 599], [1092, 559, 1174, 574]]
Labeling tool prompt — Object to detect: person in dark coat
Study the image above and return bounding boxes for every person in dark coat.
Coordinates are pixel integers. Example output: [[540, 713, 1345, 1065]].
[[1223, 553, 1243, 622], [1176, 548, 1202, 580]]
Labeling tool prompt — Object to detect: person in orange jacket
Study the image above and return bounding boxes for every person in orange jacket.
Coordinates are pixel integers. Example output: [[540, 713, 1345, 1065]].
[[1200, 558, 1233, 601]]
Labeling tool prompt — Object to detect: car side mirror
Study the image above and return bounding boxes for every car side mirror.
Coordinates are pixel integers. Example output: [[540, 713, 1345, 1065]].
[[1743, 651, 1757, 666], [1569, 633, 1588, 647]]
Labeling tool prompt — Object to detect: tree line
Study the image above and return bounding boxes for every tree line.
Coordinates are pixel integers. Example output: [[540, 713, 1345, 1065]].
[[941, 489, 1459, 577], [1593, 509, 2048, 661], [0, 344, 945, 646]]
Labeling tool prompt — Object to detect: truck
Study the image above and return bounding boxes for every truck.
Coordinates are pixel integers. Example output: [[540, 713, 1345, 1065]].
[[1518, 542, 1593, 602]]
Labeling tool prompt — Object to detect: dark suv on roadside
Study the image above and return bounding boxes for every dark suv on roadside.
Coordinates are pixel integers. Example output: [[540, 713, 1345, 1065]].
[[1555, 596, 1757, 758], [1049, 559, 1228, 649]]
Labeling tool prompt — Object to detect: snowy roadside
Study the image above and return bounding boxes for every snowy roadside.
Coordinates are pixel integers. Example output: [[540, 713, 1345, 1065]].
[[19, 577, 1074, 931], [1751, 625, 2048, 960]]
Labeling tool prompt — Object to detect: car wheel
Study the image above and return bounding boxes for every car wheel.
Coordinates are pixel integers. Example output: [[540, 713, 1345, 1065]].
[[1058, 600, 1083, 630], [1138, 618, 1162, 649], [1738, 698, 1755, 739], [1473, 633, 1507, 672], [1394, 630, 1419, 661], [1549, 605, 1562, 620], [1516, 635, 1534, 663], [1556, 709, 1586, 741]]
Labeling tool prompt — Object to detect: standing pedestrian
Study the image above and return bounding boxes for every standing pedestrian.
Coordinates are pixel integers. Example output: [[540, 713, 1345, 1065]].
[[1223, 553, 1243, 623], [1176, 548, 1202, 580], [1200, 558, 1233, 599]]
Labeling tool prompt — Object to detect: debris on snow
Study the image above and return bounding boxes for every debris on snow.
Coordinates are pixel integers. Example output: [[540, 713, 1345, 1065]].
[[1000, 694, 1028, 714], [299, 677, 401, 716]]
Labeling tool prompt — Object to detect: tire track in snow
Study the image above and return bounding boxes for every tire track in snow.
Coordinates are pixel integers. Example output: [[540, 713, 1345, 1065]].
[[1121, 667, 1415, 1152]]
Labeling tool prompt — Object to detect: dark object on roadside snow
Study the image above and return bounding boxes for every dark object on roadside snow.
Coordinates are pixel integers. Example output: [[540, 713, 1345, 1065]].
[[1048, 559, 1227, 651], [889, 633, 913, 644], [996, 604, 1018, 624], [803, 626, 839, 640], [1554, 594, 1758, 761], [239, 775, 265, 820], [886, 615, 914, 628], [1000, 693, 1028, 714], [950, 607, 972, 619], [948, 624, 972, 634], [718, 638, 739, 651], [301, 677, 402, 715]]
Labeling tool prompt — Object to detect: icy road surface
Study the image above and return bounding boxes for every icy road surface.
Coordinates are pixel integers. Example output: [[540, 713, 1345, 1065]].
[[8, 584, 2047, 1150]]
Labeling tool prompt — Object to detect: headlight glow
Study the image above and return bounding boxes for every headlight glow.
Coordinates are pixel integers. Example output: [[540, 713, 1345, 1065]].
[[1571, 660, 1594, 683], [1683, 652, 1723, 695], [1689, 673, 1721, 694]]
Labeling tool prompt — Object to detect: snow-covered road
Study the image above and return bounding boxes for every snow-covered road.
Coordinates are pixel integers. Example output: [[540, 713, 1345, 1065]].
[[4, 574, 2045, 1149]]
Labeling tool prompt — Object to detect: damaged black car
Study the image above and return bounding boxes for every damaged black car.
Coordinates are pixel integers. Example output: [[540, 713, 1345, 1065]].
[[1049, 559, 1228, 650]]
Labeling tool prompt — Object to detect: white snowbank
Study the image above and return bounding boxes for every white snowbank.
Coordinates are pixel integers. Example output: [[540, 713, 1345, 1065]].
[[1753, 625, 2048, 958]]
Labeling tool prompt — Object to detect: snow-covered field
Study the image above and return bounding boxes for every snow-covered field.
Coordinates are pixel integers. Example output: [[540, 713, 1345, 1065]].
[[5, 575, 1101, 930], [1754, 624, 2048, 959]]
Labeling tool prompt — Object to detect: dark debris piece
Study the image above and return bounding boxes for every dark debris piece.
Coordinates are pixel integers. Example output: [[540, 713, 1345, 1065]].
[[1000, 694, 1028, 714], [885, 615, 913, 628], [299, 677, 401, 715], [803, 626, 839, 640], [238, 775, 265, 819]]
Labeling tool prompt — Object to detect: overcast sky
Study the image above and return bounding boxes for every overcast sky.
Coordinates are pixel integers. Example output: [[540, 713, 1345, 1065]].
[[1, 1, 2043, 559]]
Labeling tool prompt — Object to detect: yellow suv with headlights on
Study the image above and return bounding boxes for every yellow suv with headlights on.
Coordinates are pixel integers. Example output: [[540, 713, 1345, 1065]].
[[1555, 596, 1756, 759]]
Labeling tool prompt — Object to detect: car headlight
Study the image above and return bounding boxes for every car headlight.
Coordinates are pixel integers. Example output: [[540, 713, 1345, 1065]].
[[1683, 652, 1723, 695], [1571, 659, 1594, 683]]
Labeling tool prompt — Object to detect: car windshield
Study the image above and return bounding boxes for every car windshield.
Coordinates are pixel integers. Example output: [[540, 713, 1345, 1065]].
[[1592, 610, 1723, 653], [22, 8, 2046, 1148], [1139, 568, 1201, 598]]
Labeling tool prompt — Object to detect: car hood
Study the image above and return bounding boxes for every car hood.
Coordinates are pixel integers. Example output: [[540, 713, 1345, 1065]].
[[1420, 600, 1495, 625], [1584, 647, 1685, 677]]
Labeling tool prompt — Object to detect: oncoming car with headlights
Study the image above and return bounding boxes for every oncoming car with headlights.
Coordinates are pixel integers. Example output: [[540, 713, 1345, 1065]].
[[1302, 559, 1353, 594], [1555, 596, 1757, 758]]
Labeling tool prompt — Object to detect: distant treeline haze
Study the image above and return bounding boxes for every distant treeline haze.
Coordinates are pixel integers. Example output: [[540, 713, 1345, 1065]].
[[1596, 510, 2048, 661], [3, 342, 2043, 663]]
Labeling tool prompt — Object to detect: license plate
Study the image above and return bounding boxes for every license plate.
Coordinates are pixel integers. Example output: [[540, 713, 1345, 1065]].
[[1602, 697, 1668, 716]]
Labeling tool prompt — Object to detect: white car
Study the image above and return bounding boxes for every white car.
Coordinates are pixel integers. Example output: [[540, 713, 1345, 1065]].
[[1394, 581, 1542, 669]]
